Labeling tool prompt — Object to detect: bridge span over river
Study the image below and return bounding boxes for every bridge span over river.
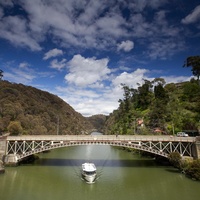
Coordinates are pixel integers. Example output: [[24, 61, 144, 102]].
[[1, 135, 200, 165]]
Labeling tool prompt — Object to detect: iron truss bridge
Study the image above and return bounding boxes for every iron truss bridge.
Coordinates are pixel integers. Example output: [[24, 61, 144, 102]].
[[4, 135, 198, 163]]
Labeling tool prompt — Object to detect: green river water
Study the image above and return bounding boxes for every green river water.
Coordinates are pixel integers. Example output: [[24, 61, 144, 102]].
[[0, 133, 199, 200]]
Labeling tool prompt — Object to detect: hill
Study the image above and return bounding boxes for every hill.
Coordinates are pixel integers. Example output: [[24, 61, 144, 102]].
[[87, 114, 107, 132], [103, 78, 200, 135], [0, 81, 94, 135]]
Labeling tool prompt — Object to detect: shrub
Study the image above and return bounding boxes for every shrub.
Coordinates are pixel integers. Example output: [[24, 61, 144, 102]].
[[185, 160, 200, 181], [168, 152, 182, 169]]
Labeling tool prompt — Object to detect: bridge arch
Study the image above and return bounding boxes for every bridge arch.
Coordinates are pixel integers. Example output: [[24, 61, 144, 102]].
[[17, 141, 169, 161]]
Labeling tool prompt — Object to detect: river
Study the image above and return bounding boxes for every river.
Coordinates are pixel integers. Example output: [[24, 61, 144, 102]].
[[0, 132, 199, 200]]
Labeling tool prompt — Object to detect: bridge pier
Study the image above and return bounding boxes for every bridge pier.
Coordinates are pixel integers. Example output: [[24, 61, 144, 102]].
[[3, 154, 19, 166], [0, 138, 6, 160], [194, 141, 200, 159], [0, 138, 6, 171]]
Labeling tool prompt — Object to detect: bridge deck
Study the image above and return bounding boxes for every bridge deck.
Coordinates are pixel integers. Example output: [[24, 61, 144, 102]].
[[6, 135, 196, 142]]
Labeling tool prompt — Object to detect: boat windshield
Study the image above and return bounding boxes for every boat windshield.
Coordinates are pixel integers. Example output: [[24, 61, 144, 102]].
[[83, 171, 96, 175]]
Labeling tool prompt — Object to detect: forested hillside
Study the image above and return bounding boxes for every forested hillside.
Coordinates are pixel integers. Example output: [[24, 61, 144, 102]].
[[87, 114, 107, 132], [104, 78, 200, 135], [0, 81, 94, 135]]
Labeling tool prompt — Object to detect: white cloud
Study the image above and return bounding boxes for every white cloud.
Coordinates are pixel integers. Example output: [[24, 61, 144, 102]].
[[181, 5, 200, 24], [55, 85, 120, 116], [50, 59, 67, 71], [146, 38, 185, 60], [96, 12, 128, 38], [65, 54, 110, 87], [19, 62, 30, 69], [0, 0, 183, 58], [112, 69, 150, 88], [43, 48, 64, 60], [16, 0, 116, 49], [55, 85, 115, 116], [117, 40, 134, 52], [0, 15, 42, 51], [118, 66, 132, 72], [4, 63, 36, 84], [161, 75, 192, 84], [75, 98, 119, 116], [56, 67, 151, 116]]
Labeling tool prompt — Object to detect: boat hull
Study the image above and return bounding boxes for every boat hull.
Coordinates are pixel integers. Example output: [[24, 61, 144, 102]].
[[82, 172, 96, 183], [81, 162, 97, 183]]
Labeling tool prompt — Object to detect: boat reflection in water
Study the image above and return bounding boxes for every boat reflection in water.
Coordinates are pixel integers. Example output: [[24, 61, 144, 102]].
[[81, 163, 97, 183]]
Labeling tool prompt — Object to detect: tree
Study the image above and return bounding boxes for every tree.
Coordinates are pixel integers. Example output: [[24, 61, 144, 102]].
[[154, 84, 168, 102], [7, 121, 23, 135], [185, 159, 200, 180], [184, 56, 200, 84], [0, 69, 3, 80], [152, 78, 166, 86], [137, 79, 153, 110], [168, 152, 182, 169], [120, 84, 132, 112]]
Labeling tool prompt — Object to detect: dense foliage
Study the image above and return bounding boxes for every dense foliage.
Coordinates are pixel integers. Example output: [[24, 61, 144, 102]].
[[168, 152, 200, 181], [185, 159, 200, 180], [0, 81, 94, 135], [104, 78, 200, 135], [168, 152, 182, 169]]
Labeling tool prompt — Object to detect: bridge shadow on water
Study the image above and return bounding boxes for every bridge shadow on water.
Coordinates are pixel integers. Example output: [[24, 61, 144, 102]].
[[33, 158, 165, 168]]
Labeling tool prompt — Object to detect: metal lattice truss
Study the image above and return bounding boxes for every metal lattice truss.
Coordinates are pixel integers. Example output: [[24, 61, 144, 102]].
[[6, 138, 195, 161], [126, 141, 193, 158]]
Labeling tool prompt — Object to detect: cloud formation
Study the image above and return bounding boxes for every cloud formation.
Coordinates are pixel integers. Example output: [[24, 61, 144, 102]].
[[50, 59, 67, 71], [43, 48, 64, 60], [4, 62, 36, 84], [65, 55, 110, 87], [0, 15, 42, 51], [0, 0, 186, 59], [117, 40, 134, 52], [181, 5, 200, 24]]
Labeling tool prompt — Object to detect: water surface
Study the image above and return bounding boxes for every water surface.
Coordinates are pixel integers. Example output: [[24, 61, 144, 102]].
[[0, 134, 199, 200]]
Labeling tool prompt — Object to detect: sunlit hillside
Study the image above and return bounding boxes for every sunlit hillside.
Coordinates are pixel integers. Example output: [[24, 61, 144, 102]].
[[0, 81, 94, 135]]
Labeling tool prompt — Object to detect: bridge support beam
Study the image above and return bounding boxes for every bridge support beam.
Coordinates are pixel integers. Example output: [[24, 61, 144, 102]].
[[0, 138, 6, 161], [194, 141, 200, 159], [3, 154, 19, 166]]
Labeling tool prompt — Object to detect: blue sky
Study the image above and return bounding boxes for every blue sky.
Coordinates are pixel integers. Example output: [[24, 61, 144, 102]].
[[0, 0, 200, 116]]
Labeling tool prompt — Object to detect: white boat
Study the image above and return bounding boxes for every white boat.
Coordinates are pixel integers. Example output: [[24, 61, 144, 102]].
[[81, 162, 97, 183]]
